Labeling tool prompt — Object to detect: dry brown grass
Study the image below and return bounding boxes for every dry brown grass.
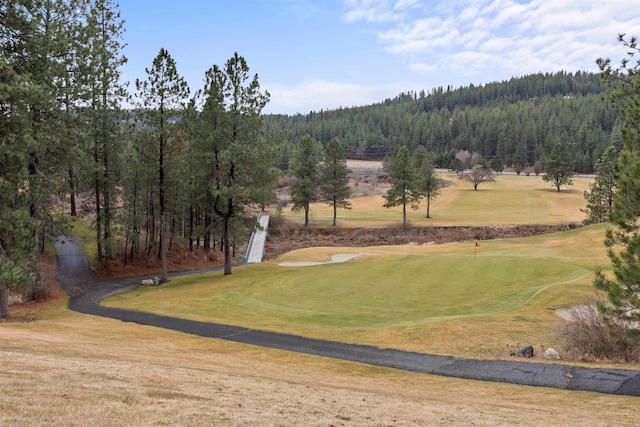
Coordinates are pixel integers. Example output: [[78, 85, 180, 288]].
[[281, 172, 592, 228], [3, 298, 639, 426]]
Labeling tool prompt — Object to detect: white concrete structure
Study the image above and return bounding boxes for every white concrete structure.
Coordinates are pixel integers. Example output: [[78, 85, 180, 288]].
[[244, 213, 270, 263]]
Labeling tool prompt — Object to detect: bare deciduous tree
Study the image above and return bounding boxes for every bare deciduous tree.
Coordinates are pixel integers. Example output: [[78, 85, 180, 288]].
[[460, 164, 495, 190]]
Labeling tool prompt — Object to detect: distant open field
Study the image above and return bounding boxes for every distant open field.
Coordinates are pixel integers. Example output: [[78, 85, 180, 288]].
[[4, 169, 639, 426], [282, 171, 591, 227]]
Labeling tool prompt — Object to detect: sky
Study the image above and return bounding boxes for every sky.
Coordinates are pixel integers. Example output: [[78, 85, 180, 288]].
[[118, 0, 640, 115]]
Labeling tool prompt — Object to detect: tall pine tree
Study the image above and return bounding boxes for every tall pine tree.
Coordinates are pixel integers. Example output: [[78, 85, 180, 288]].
[[0, 56, 38, 318], [383, 145, 420, 226], [413, 145, 443, 218], [290, 134, 321, 227], [136, 48, 189, 283], [0, 0, 85, 316], [594, 34, 640, 338], [192, 52, 275, 275], [582, 145, 618, 224], [318, 138, 351, 226], [82, 0, 128, 262]]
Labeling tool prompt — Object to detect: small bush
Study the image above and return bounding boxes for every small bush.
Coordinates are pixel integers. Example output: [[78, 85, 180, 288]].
[[561, 302, 640, 363]]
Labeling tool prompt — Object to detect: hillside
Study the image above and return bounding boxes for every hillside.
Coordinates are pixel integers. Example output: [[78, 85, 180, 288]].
[[264, 71, 619, 173]]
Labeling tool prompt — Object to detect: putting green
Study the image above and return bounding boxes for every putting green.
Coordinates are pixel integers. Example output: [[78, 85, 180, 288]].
[[195, 254, 589, 328]]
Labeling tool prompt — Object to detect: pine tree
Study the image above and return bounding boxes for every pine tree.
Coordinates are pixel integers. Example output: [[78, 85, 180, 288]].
[[582, 146, 618, 224], [81, 0, 128, 262], [594, 34, 640, 337], [383, 145, 420, 226], [0, 0, 84, 316], [191, 52, 274, 275], [542, 140, 574, 191], [490, 154, 505, 175], [290, 135, 321, 227], [318, 138, 351, 226], [413, 146, 443, 218], [136, 48, 190, 283], [0, 57, 38, 318]]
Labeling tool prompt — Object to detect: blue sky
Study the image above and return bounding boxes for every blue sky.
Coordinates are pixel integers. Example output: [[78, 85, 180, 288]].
[[119, 0, 640, 115]]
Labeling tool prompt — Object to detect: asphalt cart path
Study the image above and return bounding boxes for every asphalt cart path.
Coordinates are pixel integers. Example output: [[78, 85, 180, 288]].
[[54, 236, 640, 397]]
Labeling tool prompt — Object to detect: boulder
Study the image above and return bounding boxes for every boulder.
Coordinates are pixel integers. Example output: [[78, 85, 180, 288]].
[[510, 345, 534, 358], [544, 348, 560, 360]]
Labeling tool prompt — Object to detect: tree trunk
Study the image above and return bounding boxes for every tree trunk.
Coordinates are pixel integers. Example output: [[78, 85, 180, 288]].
[[402, 200, 407, 226], [189, 206, 194, 251], [147, 191, 154, 256], [94, 139, 103, 264], [0, 283, 10, 319], [160, 211, 168, 283], [333, 196, 337, 226], [223, 216, 232, 275], [304, 205, 309, 227], [204, 211, 211, 251], [68, 165, 77, 217], [426, 194, 431, 218], [103, 143, 112, 260], [159, 104, 168, 283]]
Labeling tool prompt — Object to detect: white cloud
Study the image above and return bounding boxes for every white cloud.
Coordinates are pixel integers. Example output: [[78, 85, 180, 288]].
[[344, 0, 640, 87], [479, 37, 515, 53], [379, 17, 461, 54], [343, 0, 421, 23]]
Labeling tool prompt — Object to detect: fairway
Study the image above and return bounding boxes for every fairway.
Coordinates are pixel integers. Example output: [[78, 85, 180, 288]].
[[104, 225, 604, 356], [282, 173, 592, 227]]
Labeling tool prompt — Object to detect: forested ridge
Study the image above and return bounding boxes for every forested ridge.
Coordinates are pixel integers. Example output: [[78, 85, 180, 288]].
[[264, 71, 620, 173]]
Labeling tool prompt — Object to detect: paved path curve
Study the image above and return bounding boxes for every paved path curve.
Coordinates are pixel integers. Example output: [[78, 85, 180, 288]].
[[54, 236, 640, 397]]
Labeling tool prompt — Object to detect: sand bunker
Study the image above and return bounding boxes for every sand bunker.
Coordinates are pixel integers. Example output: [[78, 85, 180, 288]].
[[278, 253, 365, 267]]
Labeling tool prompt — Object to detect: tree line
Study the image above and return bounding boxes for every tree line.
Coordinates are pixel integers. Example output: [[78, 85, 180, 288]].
[[264, 71, 621, 174]]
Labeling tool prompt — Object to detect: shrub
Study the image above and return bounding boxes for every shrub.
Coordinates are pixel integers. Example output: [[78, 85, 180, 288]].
[[561, 302, 640, 363]]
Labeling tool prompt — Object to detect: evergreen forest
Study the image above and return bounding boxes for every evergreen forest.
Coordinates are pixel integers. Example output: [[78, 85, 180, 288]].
[[264, 71, 620, 173]]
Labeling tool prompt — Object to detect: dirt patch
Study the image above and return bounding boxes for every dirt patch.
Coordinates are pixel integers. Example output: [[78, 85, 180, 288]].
[[277, 174, 389, 205], [265, 221, 583, 259]]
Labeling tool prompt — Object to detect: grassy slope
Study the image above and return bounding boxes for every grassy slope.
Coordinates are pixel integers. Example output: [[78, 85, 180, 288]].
[[4, 299, 638, 426]]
